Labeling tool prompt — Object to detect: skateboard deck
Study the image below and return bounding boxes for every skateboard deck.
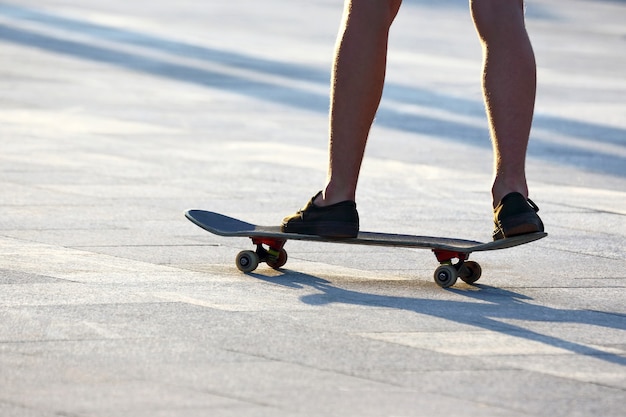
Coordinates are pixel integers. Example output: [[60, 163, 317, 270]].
[[185, 210, 547, 288]]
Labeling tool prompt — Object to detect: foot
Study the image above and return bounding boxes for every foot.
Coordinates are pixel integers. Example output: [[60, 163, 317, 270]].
[[492, 192, 544, 241], [281, 191, 359, 238]]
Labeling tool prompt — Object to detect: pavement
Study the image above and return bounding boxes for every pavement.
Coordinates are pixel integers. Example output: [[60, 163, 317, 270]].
[[1, 0, 625, 416]]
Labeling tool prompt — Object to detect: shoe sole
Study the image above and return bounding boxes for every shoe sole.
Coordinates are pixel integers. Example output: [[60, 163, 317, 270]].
[[494, 213, 544, 240]]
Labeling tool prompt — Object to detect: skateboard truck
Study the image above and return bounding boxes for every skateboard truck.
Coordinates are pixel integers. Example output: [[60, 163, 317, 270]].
[[432, 249, 482, 287]]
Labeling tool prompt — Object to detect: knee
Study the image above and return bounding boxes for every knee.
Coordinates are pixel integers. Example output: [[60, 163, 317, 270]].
[[471, 0, 525, 42]]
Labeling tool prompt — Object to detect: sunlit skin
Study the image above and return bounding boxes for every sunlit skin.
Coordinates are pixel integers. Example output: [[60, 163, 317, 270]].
[[315, 0, 536, 209]]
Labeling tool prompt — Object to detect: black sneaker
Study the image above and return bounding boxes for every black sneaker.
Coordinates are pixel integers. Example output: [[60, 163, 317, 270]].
[[493, 192, 544, 241], [281, 191, 359, 238]]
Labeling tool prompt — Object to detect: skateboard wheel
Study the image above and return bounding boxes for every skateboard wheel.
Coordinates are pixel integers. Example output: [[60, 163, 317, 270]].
[[459, 261, 482, 284], [266, 248, 288, 269], [236, 250, 259, 273], [434, 264, 458, 288]]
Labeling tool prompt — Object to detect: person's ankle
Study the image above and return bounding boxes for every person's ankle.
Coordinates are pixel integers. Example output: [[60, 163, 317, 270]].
[[317, 186, 355, 207], [491, 182, 528, 209]]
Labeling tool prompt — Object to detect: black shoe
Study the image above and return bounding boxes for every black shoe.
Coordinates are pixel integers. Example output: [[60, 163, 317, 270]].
[[493, 192, 544, 241], [281, 191, 359, 238]]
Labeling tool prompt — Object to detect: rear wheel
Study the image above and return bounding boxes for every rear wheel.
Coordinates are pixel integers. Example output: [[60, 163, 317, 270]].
[[459, 261, 482, 284], [266, 248, 288, 269]]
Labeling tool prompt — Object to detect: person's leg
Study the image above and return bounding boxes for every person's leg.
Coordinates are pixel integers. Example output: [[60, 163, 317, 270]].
[[471, 0, 535, 206], [318, 0, 402, 206], [282, 0, 401, 237], [471, 0, 544, 239]]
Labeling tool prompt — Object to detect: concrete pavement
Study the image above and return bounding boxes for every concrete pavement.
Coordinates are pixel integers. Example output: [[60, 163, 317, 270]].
[[1, 0, 625, 416]]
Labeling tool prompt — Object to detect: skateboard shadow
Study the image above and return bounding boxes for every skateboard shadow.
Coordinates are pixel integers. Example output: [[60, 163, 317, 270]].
[[250, 270, 626, 367]]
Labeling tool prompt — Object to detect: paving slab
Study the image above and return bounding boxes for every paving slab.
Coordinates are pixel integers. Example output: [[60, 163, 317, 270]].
[[1, 0, 625, 416]]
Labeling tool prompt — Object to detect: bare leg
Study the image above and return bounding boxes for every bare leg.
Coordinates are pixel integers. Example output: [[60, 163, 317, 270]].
[[316, 0, 402, 206], [471, 0, 537, 207], [284, 0, 542, 238]]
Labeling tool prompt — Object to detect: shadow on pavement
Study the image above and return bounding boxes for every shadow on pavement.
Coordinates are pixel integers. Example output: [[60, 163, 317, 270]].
[[252, 268, 626, 367], [1, 3, 624, 177]]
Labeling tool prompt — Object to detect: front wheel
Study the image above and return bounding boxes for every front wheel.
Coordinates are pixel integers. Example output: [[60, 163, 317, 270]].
[[434, 264, 458, 288], [236, 250, 259, 273]]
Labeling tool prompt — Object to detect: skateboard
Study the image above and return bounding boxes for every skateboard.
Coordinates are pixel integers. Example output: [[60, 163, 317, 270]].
[[185, 210, 547, 288]]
